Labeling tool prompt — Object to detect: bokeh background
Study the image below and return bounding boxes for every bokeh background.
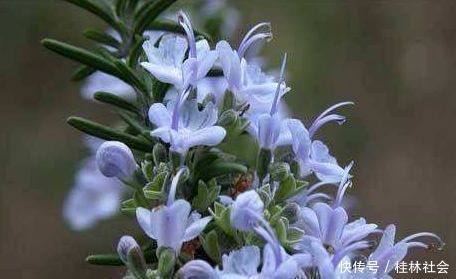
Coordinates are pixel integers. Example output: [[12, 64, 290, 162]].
[[1, 0, 454, 278]]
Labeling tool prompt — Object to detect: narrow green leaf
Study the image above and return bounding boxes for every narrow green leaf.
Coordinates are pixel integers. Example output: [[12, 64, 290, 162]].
[[67, 116, 152, 152], [152, 80, 170, 103], [86, 250, 156, 266], [86, 254, 123, 266], [198, 162, 247, 182], [133, 0, 177, 35], [41, 39, 121, 77], [112, 59, 149, 94], [94, 91, 139, 114], [70, 65, 95, 81], [127, 35, 147, 68], [64, 0, 119, 29], [83, 28, 121, 49]]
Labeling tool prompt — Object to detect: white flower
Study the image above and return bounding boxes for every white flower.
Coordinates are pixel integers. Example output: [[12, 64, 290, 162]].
[[148, 98, 226, 156], [63, 157, 125, 230], [136, 169, 212, 254], [141, 11, 217, 90]]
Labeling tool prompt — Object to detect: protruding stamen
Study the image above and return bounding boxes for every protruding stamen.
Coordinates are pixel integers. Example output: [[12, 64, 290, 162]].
[[333, 161, 354, 208], [177, 10, 197, 58], [270, 53, 287, 115], [238, 22, 272, 57], [167, 168, 186, 206], [401, 232, 445, 251], [309, 114, 346, 138], [309, 101, 354, 138]]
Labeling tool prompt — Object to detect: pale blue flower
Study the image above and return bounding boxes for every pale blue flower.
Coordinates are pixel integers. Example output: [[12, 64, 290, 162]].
[[359, 224, 444, 279], [229, 191, 312, 278], [96, 141, 137, 179], [141, 11, 217, 90], [136, 168, 212, 254], [309, 240, 368, 279], [216, 23, 289, 118], [230, 190, 265, 231], [148, 97, 226, 156], [179, 244, 311, 279], [287, 102, 353, 183], [63, 157, 125, 230], [295, 163, 377, 256]]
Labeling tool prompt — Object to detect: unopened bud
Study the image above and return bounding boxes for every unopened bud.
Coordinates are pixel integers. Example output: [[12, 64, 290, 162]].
[[156, 247, 176, 277], [281, 202, 300, 224], [96, 141, 136, 178], [218, 109, 238, 127], [269, 162, 291, 182], [117, 235, 146, 279]]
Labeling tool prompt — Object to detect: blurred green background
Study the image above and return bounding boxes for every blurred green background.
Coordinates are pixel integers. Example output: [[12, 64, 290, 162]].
[[0, 0, 454, 278]]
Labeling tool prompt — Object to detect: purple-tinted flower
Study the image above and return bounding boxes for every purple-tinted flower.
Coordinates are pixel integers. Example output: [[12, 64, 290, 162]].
[[295, 163, 377, 256], [96, 141, 137, 179], [136, 168, 212, 254], [288, 102, 354, 183], [148, 98, 226, 157], [309, 240, 368, 279], [361, 224, 444, 278], [63, 157, 125, 230], [216, 23, 289, 119], [229, 191, 312, 278], [141, 11, 217, 90]]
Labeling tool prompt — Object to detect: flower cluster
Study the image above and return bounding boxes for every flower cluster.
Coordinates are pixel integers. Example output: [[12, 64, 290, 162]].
[[45, 0, 444, 278]]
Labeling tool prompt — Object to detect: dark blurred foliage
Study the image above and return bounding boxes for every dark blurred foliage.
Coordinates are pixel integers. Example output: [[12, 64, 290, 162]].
[[0, 0, 454, 278]]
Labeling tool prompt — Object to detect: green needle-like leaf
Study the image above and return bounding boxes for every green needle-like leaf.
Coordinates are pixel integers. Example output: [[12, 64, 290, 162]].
[[64, 0, 119, 30], [41, 39, 121, 78], [83, 28, 121, 49], [94, 91, 139, 114], [70, 65, 95, 81], [86, 250, 156, 266], [133, 0, 177, 35], [67, 116, 152, 152]]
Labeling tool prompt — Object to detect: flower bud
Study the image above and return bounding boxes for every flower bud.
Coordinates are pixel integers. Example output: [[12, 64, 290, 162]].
[[157, 247, 176, 277], [96, 141, 136, 178], [117, 235, 146, 279], [269, 162, 291, 182], [218, 109, 238, 127], [281, 202, 300, 224], [230, 190, 264, 231]]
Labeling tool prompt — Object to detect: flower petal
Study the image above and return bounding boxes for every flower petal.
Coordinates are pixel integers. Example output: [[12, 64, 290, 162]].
[[184, 126, 226, 150], [183, 216, 213, 242], [136, 207, 156, 239], [148, 103, 171, 128]]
